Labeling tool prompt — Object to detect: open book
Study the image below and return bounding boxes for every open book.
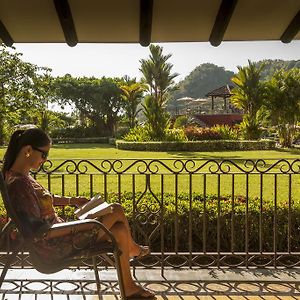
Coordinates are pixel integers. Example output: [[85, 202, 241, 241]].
[[74, 194, 113, 220]]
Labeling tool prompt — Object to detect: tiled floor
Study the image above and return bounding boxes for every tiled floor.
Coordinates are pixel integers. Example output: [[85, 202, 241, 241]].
[[1, 268, 300, 299]]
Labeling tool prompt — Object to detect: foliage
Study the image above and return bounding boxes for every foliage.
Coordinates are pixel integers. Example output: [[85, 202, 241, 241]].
[[263, 68, 300, 147], [123, 125, 187, 143], [51, 126, 103, 139], [114, 126, 131, 139], [140, 44, 178, 140], [123, 125, 152, 142], [55, 75, 124, 136], [0, 45, 52, 144], [2, 192, 297, 252], [120, 82, 146, 128], [142, 95, 170, 140], [256, 59, 300, 80], [52, 137, 109, 144], [116, 139, 276, 151], [211, 124, 240, 140], [173, 115, 189, 128], [164, 128, 187, 141], [231, 60, 266, 140], [184, 126, 222, 141]]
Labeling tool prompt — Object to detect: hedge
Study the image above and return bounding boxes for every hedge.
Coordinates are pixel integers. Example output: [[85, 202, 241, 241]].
[[1, 192, 299, 253], [116, 139, 276, 151], [52, 137, 109, 144]]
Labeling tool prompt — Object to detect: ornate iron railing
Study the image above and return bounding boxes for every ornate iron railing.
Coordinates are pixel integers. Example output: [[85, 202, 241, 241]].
[[1, 158, 300, 270]]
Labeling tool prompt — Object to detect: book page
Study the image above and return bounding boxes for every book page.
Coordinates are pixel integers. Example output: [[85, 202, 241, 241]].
[[77, 202, 113, 220], [74, 194, 103, 217]]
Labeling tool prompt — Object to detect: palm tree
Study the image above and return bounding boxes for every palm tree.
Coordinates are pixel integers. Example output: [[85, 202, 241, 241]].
[[264, 68, 300, 147], [231, 60, 266, 139], [120, 82, 146, 128], [139, 44, 178, 139]]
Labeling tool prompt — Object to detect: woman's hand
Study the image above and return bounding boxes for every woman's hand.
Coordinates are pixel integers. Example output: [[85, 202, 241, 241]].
[[71, 196, 89, 207]]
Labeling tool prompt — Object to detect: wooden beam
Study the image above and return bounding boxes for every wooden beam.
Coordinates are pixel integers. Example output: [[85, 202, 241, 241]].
[[0, 19, 14, 47], [281, 10, 300, 43], [140, 0, 153, 47], [209, 0, 238, 47], [53, 0, 78, 47]]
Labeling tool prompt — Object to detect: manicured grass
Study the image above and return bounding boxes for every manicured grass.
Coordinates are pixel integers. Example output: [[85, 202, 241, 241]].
[[1, 144, 299, 203], [2, 143, 299, 160]]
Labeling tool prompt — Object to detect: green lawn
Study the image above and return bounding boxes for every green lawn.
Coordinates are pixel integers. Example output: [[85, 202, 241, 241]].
[[1, 143, 299, 160], [1, 144, 299, 202]]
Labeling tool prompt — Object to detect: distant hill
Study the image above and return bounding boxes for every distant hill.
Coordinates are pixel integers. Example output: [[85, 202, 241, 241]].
[[170, 59, 300, 102], [171, 63, 234, 100], [256, 59, 300, 79]]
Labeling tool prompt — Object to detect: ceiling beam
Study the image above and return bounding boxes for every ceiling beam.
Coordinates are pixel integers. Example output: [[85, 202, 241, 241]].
[[209, 0, 238, 47], [139, 0, 153, 47], [281, 10, 300, 43], [53, 0, 78, 47], [0, 19, 14, 47]]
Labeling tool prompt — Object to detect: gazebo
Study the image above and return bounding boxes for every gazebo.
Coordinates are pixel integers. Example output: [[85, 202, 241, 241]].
[[205, 84, 235, 112]]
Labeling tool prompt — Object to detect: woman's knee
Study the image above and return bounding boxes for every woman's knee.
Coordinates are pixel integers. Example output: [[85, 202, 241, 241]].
[[111, 203, 125, 215]]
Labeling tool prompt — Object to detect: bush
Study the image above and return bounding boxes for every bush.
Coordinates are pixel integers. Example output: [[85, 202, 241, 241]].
[[115, 126, 131, 139], [116, 139, 276, 151], [51, 126, 110, 139], [212, 124, 240, 140], [52, 137, 109, 144], [164, 128, 187, 141], [123, 125, 152, 142], [173, 116, 188, 128], [123, 126, 187, 142], [184, 126, 222, 140], [2, 192, 298, 253]]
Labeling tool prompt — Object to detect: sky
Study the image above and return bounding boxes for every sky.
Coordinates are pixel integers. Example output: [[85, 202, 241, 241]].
[[14, 40, 300, 83]]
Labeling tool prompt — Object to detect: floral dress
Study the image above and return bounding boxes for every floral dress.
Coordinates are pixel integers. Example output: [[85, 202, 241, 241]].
[[5, 170, 101, 262]]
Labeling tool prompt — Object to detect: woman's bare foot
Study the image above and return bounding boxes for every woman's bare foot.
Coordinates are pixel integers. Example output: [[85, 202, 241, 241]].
[[129, 244, 150, 259], [126, 285, 155, 299]]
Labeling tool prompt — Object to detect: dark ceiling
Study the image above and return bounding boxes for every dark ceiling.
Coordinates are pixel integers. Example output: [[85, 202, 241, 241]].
[[0, 0, 299, 47]]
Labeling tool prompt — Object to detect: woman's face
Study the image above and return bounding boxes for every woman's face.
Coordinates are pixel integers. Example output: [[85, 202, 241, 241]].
[[29, 143, 51, 170]]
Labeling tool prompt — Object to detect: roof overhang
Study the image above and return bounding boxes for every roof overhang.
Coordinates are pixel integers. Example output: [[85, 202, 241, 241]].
[[0, 0, 299, 47]]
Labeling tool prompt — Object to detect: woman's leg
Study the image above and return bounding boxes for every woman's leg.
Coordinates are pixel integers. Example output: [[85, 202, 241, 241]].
[[100, 203, 143, 257], [98, 221, 154, 297]]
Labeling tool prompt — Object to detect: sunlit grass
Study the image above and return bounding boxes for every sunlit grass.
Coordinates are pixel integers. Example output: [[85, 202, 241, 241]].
[[1, 144, 299, 202]]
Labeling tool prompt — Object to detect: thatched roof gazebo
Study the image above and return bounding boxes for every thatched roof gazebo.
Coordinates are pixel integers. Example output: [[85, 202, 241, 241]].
[[205, 84, 234, 111]]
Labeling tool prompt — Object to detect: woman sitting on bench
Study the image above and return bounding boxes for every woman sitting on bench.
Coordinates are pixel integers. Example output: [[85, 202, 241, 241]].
[[2, 127, 155, 299]]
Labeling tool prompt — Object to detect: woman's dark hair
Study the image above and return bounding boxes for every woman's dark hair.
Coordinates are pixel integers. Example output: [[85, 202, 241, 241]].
[[2, 128, 52, 176]]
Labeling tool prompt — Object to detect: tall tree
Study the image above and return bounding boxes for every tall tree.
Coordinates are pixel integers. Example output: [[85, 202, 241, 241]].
[[264, 68, 300, 147], [120, 82, 146, 128], [231, 60, 266, 140], [0, 45, 47, 144], [139, 44, 178, 139], [55, 75, 123, 136]]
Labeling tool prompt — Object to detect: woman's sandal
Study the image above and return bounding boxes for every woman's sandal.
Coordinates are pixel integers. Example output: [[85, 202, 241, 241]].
[[126, 287, 156, 299], [131, 245, 150, 260]]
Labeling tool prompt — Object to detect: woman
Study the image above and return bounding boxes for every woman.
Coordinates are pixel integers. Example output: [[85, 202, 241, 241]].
[[2, 127, 155, 299]]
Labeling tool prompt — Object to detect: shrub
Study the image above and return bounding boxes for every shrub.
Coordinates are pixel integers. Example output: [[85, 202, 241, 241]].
[[164, 128, 188, 141], [123, 125, 152, 142], [173, 116, 188, 128], [115, 126, 131, 139], [184, 126, 222, 140], [2, 192, 298, 254], [212, 124, 240, 140], [116, 140, 276, 151], [51, 126, 109, 139]]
